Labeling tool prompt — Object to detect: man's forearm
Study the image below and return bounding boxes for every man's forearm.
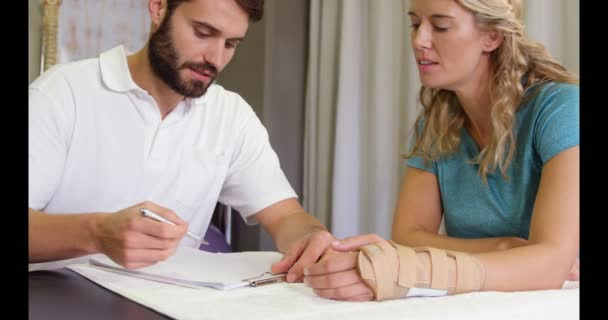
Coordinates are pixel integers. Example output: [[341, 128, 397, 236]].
[[393, 230, 528, 253], [272, 211, 328, 253], [29, 209, 102, 262]]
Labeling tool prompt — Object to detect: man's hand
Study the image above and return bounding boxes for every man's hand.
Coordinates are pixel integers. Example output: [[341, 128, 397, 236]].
[[270, 230, 335, 282], [330, 233, 386, 252], [303, 248, 374, 301], [93, 201, 188, 269], [302, 233, 388, 301]]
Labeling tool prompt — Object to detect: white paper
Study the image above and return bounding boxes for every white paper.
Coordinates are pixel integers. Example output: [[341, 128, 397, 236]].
[[83, 246, 284, 290]]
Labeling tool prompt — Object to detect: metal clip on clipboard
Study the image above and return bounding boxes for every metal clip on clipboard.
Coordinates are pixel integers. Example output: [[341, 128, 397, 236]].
[[243, 272, 287, 287]]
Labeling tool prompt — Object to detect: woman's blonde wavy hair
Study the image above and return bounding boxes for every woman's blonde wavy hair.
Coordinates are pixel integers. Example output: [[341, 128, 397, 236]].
[[406, 0, 578, 184]]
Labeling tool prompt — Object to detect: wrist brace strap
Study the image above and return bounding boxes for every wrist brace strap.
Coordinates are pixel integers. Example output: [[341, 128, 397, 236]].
[[357, 241, 486, 301]]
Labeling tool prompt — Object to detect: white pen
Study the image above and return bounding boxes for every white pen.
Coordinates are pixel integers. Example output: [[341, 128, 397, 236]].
[[139, 208, 209, 245]]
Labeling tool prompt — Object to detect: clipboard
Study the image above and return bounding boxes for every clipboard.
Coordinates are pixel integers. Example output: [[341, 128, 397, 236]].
[[242, 272, 287, 287], [88, 256, 287, 290]]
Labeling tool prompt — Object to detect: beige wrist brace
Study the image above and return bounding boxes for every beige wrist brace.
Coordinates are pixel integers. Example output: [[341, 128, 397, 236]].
[[357, 241, 486, 301]]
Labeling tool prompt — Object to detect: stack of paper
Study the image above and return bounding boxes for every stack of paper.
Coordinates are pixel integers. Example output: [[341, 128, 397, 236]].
[[86, 247, 284, 290]]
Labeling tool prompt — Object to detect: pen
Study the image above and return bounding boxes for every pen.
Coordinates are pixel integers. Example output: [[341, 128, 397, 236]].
[[139, 208, 209, 245]]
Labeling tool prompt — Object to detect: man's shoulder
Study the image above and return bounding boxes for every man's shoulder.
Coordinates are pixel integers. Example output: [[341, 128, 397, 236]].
[[205, 84, 254, 113], [206, 84, 243, 102], [29, 57, 100, 92], [195, 85, 265, 133]]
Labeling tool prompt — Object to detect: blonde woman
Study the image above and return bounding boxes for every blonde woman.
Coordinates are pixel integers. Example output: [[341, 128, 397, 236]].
[[303, 0, 579, 301]]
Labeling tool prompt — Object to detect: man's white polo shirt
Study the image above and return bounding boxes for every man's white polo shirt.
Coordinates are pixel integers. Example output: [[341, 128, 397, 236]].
[[29, 45, 297, 252]]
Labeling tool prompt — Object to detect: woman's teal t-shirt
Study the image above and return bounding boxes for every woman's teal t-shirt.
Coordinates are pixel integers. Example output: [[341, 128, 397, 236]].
[[406, 82, 579, 239]]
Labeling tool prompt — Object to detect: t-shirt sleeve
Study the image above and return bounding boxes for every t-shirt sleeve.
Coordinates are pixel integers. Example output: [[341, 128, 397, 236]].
[[533, 83, 579, 164], [218, 98, 297, 224], [28, 83, 74, 210], [406, 155, 436, 175], [405, 118, 437, 175]]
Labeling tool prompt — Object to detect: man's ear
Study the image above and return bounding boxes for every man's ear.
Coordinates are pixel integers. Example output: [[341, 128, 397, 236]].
[[482, 31, 504, 53], [149, 0, 168, 27]]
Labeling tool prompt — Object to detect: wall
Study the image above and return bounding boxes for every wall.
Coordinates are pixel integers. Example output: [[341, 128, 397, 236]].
[[29, 0, 43, 83]]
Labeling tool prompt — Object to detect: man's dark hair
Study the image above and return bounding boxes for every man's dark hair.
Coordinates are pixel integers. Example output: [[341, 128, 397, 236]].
[[166, 0, 264, 22]]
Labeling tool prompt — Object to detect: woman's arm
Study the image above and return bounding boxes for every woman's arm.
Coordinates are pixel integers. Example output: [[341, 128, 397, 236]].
[[304, 146, 578, 300], [391, 167, 527, 253], [474, 145, 579, 290]]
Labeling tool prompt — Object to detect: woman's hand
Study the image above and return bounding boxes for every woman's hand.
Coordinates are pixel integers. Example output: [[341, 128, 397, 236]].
[[566, 258, 579, 281]]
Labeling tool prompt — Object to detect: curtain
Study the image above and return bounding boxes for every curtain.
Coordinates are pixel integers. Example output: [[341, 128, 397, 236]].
[[303, 0, 579, 240]]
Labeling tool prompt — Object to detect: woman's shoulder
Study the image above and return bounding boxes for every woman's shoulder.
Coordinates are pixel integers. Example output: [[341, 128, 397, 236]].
[[519, 82, 579, 164], [525, 81, 579, 104], [521, 81, 579, 116]]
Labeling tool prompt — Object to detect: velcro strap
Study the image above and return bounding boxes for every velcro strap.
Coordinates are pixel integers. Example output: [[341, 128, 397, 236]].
[[452, 251, 482, 294], [361, 245, 394, 300], [417, 247, 448, 290], [389, 240, 417, 288], [377, 241, 399, 282]]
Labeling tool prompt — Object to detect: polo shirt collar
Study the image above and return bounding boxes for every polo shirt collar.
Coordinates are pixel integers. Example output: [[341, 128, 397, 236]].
[[99, 45, 210, 106], [99, 45, 139, 93]]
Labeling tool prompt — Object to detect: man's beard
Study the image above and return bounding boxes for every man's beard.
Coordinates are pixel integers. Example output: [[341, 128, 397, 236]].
[[148, 15, 219, 98]]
